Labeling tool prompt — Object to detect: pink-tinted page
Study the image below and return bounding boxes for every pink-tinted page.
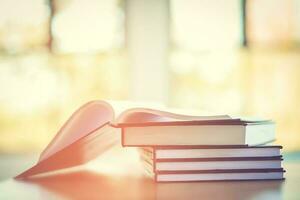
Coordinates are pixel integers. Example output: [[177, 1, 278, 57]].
[[39, 101, 115, 162], [16, 101, 115, 179]]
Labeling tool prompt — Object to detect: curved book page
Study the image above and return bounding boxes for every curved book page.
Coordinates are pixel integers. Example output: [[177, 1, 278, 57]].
[[39, 101, 115, 162], [116, 108, 231, 124], [15, 101, 117, 179]]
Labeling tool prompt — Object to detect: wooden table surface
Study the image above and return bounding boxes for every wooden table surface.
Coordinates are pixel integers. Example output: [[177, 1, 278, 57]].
[[0, 147, 299, 200]]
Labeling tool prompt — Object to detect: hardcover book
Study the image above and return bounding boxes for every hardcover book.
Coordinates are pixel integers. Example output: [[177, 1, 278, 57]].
[[140, 145, 282, 159], [146, 168, 285, 182], [140, 153, 283, 172]]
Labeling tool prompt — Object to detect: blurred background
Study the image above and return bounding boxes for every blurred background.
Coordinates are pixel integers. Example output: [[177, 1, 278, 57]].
[[0, 0, 300, 156]]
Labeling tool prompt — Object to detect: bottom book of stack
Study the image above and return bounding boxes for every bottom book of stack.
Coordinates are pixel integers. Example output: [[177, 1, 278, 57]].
[[139, 146, 285, 182]]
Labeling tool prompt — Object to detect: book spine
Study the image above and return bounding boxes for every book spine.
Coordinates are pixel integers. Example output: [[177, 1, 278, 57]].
[[155, 177, 285, 183], [153, 148, 156, 173], [155, 156, 283, 162], [155, 168, 285, 174], [121, 128, 125, 147]]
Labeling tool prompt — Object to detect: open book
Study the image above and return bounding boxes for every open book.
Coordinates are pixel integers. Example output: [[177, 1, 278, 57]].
[[15, 100, 274, 179]]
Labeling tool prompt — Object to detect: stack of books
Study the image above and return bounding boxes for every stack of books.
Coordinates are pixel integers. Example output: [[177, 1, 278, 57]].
[[120, 119, 285, 182], [16, 101, 285, 182]]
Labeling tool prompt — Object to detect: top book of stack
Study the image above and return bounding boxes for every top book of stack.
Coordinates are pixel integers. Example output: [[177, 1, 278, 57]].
[[119, 119, 275, 147]]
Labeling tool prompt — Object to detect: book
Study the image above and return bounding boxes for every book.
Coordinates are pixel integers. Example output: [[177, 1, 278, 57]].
[[140, 145, 282, 159], [141, 154, 283, 172], [120, 120, 275, 146], [15, 100, 274, 179], [147, 169, 285, 182], [155, 177, 282, 199]]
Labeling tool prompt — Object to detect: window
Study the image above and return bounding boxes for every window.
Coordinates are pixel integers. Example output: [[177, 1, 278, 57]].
[[170, 0, 243, 114], [52, 0, 124, 53], [0, 0, 49, 53], [246, 0, 300, 48]]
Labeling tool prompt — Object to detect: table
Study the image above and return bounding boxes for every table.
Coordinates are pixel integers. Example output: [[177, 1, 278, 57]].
[[0, 148, 299, 200]]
